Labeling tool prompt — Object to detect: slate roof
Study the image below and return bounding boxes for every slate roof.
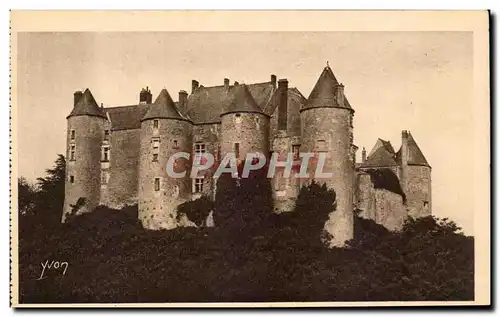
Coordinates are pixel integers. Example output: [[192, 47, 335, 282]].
[[186, 81, 274, 123], [142, 89, 189, 122], [106, 104, 148, 131], [303, 65, 354, 112], [262, 87, 306, 116], [362, 138, 398, 167], [67, 89, 107, 119], [395, 132, 430, 167]]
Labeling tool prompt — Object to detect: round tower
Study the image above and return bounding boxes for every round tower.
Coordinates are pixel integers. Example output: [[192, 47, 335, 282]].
[[138, 88, 192, 230], [220, 84, 270, 165], [63, 89, 107, 221], [399, 130, 432, 218], [300, 65, 355, 247]]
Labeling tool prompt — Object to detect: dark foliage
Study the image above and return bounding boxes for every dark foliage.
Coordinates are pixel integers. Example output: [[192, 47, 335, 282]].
[[18, 154, 66, 236], [18, 158, 474, 303], [177, 196, 214, 226]]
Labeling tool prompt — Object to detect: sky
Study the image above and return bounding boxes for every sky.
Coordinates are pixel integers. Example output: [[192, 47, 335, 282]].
[[16, 31, 474, 234]]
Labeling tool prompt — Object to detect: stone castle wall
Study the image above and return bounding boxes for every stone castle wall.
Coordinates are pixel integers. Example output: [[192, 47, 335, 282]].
[[102, 129, 141, 209], [138, 118, 193, 230], [404, 165, 432, 219], [220, 113, 270, 160], [300, 107, 354, 247], [63, 115, 107, 221]]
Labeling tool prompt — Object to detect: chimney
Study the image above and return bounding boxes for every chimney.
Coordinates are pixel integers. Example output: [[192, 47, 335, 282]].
[[335, 84, 345, 107], [271, 74, 277, 88], [191, 80, 199, 94], [277, 79, 288, 131], [234, 81, 239, 86], [362, 147, 367, 163], [139, 86, 152, 104], [401, 130, 409, 167], [74, 91, 83, 106], [224, 78, 230, 89], [178, 90, 188, 113]]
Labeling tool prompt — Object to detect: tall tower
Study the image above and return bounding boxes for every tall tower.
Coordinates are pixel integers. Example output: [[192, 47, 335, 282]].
[[138, 88, 193, 230], [220, 84, 270, 163], [300, 65, 355, 247], [63, 89, 107, 221], [397, 130, 432, 218]]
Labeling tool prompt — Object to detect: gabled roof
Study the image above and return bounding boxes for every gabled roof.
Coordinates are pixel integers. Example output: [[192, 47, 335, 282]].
[[67, 89, 107, 119], [186, 82, 272, 123], [105, 104, 149, 131], [142, 89, 189, 122], [395, 132, 430, 167], [362, 138, 398, 167], [304, 65, 354, 112]]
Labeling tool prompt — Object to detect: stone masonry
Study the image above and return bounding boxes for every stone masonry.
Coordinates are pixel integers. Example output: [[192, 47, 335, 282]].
[[63, 64, 432, 247]]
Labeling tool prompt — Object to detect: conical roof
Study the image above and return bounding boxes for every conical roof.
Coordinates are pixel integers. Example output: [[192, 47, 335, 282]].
[[142, 88, 189, 122], [362, 139, 398, 167], [220, 84, 266, 116], [67, 89, 107, 119], [396, 132, 430, 167], [305, 65, 353, 111]]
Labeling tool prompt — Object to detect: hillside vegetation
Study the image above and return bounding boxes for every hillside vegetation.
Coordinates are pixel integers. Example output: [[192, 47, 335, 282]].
[[17, 155, 474, 303]]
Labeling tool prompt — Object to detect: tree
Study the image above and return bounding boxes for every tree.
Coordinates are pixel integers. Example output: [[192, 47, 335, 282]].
[[17, 177, 38, 216]]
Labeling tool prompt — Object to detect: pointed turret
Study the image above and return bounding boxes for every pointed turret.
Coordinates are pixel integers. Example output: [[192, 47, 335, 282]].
[[220, 84, 265, 116], [303, 65, 353, 112], [299, 63, 356, 247], [63, 88, 107, 221], [397, 130, 432, 219], [142, 88, 189, 122], [139, 87, 193, 231], [67, 88, 106, 119], [396, 131, 430, 167]]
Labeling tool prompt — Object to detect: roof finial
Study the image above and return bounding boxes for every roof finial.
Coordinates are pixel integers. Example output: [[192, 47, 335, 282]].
[[326, 61, 329, 67]]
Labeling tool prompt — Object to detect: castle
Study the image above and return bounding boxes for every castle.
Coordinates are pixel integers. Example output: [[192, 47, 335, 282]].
[[63, 64, 432, 247]]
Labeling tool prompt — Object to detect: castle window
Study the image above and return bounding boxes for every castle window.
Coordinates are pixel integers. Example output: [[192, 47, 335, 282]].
[[152, 138, 160, 160], [104, 130, 110, 140], [69, 145, 76, 161], [194, 143, 206, 162], [69, 175, 74, 183], [292, 145, 300, 158], [173, 140, 178, 149], [101, 171, 109, 185], [101, 146, 110, 162], [154, 178, 160, 191], [193, 177, 204, 193], [316, 139, 327, 152], [153, 120, 159, 129], [70, 130, 75, 141], [424, 201, 429, 207], [234, 142, 240, 159]]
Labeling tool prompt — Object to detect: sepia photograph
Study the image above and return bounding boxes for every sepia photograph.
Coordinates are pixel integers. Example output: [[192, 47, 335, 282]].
[[9, 11, 490, 307]]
